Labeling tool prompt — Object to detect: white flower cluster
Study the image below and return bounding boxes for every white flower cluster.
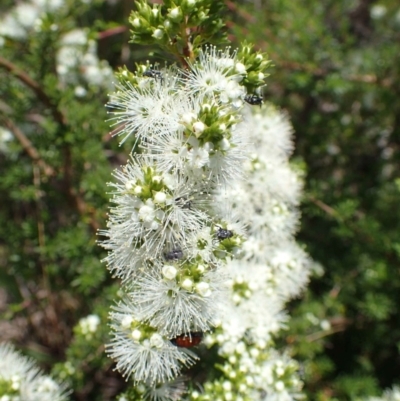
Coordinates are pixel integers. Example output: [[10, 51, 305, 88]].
[[0, 1, 113, 93], [0, 342, 68, 401], [56, 29, 114, 91], [101, 47, 253, 386], [367, 387, 400, 401], [185, 104, 312, 401], [77, 314, 101, 340]]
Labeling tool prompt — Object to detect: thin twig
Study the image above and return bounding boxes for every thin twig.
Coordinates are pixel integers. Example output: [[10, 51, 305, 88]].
[[308, 196, 338, 218], [1, 116, 55, 177], [0, 56, 67, 126]]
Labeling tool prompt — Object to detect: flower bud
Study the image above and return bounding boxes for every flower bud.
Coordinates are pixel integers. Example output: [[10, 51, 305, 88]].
[[162, 265, 177, 280], [196, 282, 211, 297], [152, 29, 163, 39], [181, 278, 193, 290], [131, 329, 141, 341], [154, 191, 167, 204]]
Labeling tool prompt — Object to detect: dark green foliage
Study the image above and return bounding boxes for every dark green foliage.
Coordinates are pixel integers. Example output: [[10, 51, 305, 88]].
[[230, 0, 400, 399]]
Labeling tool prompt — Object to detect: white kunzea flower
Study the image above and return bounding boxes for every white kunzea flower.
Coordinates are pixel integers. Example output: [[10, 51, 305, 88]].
[[107, 300, 198, 384], [367, 386, 400, 401], [143, 377, 188, 401], [129, 266, 226, 337], [56, 29, 113, 88], [184, 47, 246, 104], [78, 314, 100, 338], [107, 73, 182, 144], [0, 343, 68, 401], [100, 156, 210, 280], [103, 45, 313, 397]]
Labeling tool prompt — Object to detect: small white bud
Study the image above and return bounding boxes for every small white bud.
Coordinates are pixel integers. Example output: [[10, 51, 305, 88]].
[[169, 7, 180, 18], [250, 348, 259, 358], [232, 293, 241, 304], [320, 319, 331, 331], [152, 175, 162, 183], [193, 121, 205, 134], [162, 265, 177, 280], [196, 282, 211, 297], [181, 278, 193, 290], [132, 18, 140, 27], [182, 112, 196, 124], [197, 264, 205, 273], [131, 329, 141, 341], [222, 381, 232, 391], [164, 20, 171, 28], [256, 54, 263, 60], [139, 204, 155, 222], [235, 62, 246, 74], [219, 123, 227, 131], [276, 366, 285, 377], [121, 315, 133, 329], [125, 180, 135, 190], [219, 138, 230, 151], [134, 185, 142, 194], [258, 72, 265, 80], [150, 333, 164, 348], [236, 342, 246, 354], [151, 8, 159, 17], [154, 191, 167, 204], [275, 381, 285, 392], [152, 29, 163, 39]]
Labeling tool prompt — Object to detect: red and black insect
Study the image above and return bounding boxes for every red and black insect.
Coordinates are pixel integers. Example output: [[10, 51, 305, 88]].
[[170, 332, 203, 348]]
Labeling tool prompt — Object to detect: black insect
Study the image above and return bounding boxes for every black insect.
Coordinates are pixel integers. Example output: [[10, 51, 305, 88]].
[[216, 227, 233, 240], [175, 197, 192, 210], [143, 69, 162, 80], [244, 94, 263, 107], [164, 248, 183, 261]]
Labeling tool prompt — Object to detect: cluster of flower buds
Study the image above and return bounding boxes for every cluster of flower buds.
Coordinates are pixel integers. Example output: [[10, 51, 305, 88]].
[[100, 46, 270, 387]]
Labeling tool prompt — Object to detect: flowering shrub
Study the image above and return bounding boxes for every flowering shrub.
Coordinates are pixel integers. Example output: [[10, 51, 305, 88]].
[[96, 1, 317, 398]]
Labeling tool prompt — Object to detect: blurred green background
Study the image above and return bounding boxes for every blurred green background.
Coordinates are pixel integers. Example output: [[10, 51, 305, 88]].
[[0, 0, 399, 400]]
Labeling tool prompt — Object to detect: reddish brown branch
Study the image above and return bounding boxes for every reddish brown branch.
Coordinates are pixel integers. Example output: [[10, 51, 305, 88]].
[[2, 117, 55, 177], [0, 58, 99, 232]]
